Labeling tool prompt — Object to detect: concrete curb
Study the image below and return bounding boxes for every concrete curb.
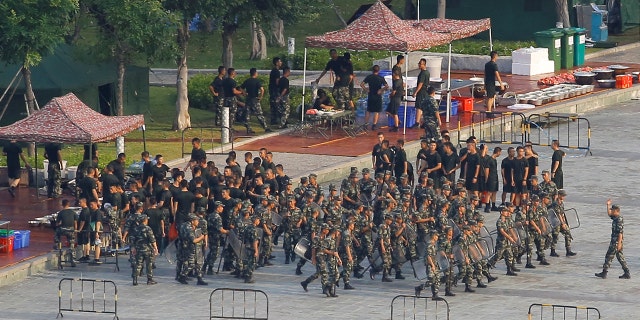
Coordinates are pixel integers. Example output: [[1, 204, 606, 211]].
[[0, 252, 57, 287], [584, 41, 640, 60]]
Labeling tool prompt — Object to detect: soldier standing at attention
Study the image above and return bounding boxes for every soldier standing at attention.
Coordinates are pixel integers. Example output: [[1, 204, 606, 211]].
[[177, 214, 207, 285], [549, 189, 576, 257], [415, 231, 440, 299], [596, 200, 630, 279], [131, 215, 158, 286], [376, 214, 394, 282], [242, 216, 261, 283], [209, 66, 226, 126], [204, 201, 228, 275]]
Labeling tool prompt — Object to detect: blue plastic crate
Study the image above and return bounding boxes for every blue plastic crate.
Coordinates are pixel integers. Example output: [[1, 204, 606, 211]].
[[439, 100, 459, 116], [13, 231, 23, 250], [389, 105, 416, 128], [20, 230, 30, 248]]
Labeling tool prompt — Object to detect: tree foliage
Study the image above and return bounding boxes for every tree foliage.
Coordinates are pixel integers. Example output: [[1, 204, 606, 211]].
[[0, 0, 79, 68]]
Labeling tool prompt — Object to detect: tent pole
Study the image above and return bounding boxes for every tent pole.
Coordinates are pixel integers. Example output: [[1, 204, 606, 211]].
[[417, 0, 420, 21], [142, 125, 147, 152], [402, 51, 408, 136], [489, 27, 493, 52], [35, 144, 39, 199], [446, 43, 452, 123], [302, 47, 308, 123]]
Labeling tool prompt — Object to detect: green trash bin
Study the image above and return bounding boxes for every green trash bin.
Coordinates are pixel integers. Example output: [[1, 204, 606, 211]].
[[552, 28, 575, 69], [568, 27, 587, 67], [534, 30, 563, 71]]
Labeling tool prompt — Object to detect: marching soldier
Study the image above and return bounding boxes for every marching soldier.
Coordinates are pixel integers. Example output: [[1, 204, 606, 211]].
[[438, 226, 456, 296], [204, 201, 228, 275], [415, 231, 441, 299], [295, 201, 321, 275], [457, 226, 476, 293], [390, 213, 408, 279], [282, 197, 302, 264], [339, 218, 356, 290], [376, 214, 394, 282], [177, 214, 208, 285], [242, 216, 261, 283], [595, 200, 630, 279], [489, 206, 518, 276], [131, 215, 158, 286], [535, 193, 551, 265], [300, 223, 330, 294], [539, 170, 558, 200], [524, 196, 542, 268], [341, 173, 360, 210], [549, 189, 576, 257], [325, 226, 342, 297]]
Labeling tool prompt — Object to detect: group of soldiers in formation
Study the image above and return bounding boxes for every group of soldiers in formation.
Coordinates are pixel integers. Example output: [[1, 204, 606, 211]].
[[52, 133, 586, 299]]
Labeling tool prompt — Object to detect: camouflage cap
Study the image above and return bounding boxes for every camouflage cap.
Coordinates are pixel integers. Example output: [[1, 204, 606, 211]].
[[541, 170, 550, 175], [300, 176, 308, 183], [468, 220, 477, 226], [287, 196, 296, 202], [402, 195, 411, 202], [196, 207, 207, 214], [384, 170, 392, 175], [375, 172, 384, 179], [188, 213, 199, 221], [309, 173, 317, 178], [529, 175, 538, 181], [136, 202, 145, 209], [349, 173, 358, 179], [611, 204, 620, 210], [321, 223, 330, 230], [350, 167, 358, 174], [214, 201, 225, 207], [457, 178, 466, 184], [457, 187, 467, 193], [362, 168, 370, 174], [462, 225, 471, 231], [286, 179, 293, 185], [540, 192, 550, 199], [420, 171, 428, 177], [103, 203, 113, 210], [331, 225, 340, 232], [439, 176, 449, 183], [470, 195, 479, 201], [530, 195, 540, 201], [558, 189, 567, 196], [400, 173, 408, 179], [384, 213, 393, 220], [499, 205, 509, 212], [442, 185, 452, 191], [329, 184, 337, 191], [137, 214, 148, 222], [258, 195, 267, 201], [252, 215, 261, 222], [505, 202, 515, 207], [267, 195, 277, 202]]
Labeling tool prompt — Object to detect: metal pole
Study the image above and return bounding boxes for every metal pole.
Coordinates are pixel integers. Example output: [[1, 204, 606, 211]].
[[35, 144, 39, 199], [489, 27, 493, 52], [446, 43, 452, 123], [417, 0, 420, 21], [302, 47, 307, 123], [141, 125, 146, 152], [222, 108, 230, 144], [402, 51, 409, 135]]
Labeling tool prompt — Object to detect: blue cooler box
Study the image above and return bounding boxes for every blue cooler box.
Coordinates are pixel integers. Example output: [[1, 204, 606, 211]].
[[389, 105, 416, 128], [439, 100, 459, 116]]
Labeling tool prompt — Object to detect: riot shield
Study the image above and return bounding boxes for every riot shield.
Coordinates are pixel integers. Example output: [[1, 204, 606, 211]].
[[294, 238, 312, 262], [415, 240, 427, 260], [359, 250, 382, 271], [412, 258, 428, 280], [194, 229, 204, 265], [565, 208, 580, 229], [514, 222, 528, 243], [480, 225, 492, 239], [358, 193, 375, 207], [164, 239, 178, 264], [508, 227, 522, 247], [548, 209, 561, 228], [452, 244, 466, 264], [272, 212, 283, 227], [392, 243, 407, 264], [468, 242, 482, 263], [227, 229, 243, 257], [476, 239, 492, 260], [404, 223, 418, 243], [538, 216, 552, 236], [448, 219, 461, 239], [436, 251, 450, 274]]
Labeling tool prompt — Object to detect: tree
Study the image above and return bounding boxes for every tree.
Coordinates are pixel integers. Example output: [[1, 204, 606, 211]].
[[250, 20, 267, 60], [268, 19, 286, 47], [0, 0, 79, 115], [554, 0, 571, 28], [437, 0, 446, 19], [163, 0, 217, 130], [87, 0, 178, 116]]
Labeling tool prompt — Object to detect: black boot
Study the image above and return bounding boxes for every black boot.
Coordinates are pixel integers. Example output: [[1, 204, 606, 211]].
[[484, 203, 491, 213], [244, 276, 255, 283], [566, 248, 577, 256], [395, 270, 405, 280], [431, 284, 441, 300], [295, 265, 303, 275], [147, 278, 157, 285], [329, 284, 338, 297], [540, 258, 550, 266], [464, 283, 475, 293], [476, 279, 487, 288], [506, 267, 518, 276], [595, 270, 607, 279], [619, 272, 630, 279], [382, 269, 393, 282], [525, 258, 536, 269], [414, 285, 423, 297], [550, 249, 560, 257], [511, 264, 521, 272], [445, 289, 456, 296], [207, 266, 214, 275], [197, 277, 208, 285], [285, 256, 290, 264], [177, 277, 188, 284], [132, 276, 138, 286], [344, 282, 355, 290], [487, 274, 498, 282], [301, 280, 309, 292]]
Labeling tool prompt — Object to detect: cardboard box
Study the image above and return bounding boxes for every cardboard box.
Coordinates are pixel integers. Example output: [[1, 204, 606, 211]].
[[512, 48, 549, 64]]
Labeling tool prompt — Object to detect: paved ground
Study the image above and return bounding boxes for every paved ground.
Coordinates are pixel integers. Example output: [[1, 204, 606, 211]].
[[1, 99, 639, 320]]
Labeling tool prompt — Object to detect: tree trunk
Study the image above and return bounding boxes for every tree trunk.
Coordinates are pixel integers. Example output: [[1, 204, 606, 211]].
[[268, 19, 286, 47], [21, 66, 36, 156], [173, 22, 191, 131], [116, 57, 125, 116], [437, 0, 446, 19], [222, 23, 236, 68], [554, 0, 571, 28], [250, 20, 267, 60]]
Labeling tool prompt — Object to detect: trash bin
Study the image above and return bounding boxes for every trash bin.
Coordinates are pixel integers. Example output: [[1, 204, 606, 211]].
[[553, 28, 575, 69], [534, 30, 563, 71], [591, 10, 608, 42], [568, 27, 587, 66]]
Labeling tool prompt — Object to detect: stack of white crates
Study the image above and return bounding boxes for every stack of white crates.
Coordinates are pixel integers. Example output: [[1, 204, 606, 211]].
[[511, 48, 555, 76]]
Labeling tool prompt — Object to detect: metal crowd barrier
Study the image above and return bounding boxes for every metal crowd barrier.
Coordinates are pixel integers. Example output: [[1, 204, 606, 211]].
[[468, 111, 526, 145], [209, 288, 269, 320], [57, 278, 119, 320], [390, 295, 450, 320], [527, 303, 601, 320], [525, 113, 592, 155], [181, 126, 235, 158]]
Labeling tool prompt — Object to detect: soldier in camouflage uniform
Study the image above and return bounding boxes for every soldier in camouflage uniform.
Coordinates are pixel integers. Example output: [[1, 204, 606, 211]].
[[390, 213, 408, 279], [295, 200, 320, 275], [415, 231, 441, 299], [177, 214, 208, 285], [204, 201, 228, 275], [258, 196, 276, 266], [339, 218, 356, 290], [420, 87, 442, 141], [276, 67, 291, 128], [595, 200, 630, 279], [242, 216, 261, 283], [325, 226, 342, 297], [549, 189, 576, 257], [539, 170, 558, 200], [358, 168, 376, 206], [195, 208, 208, 275], [489, 206, 518, 276], [535, 194, 551, 265], [300, 223, 330, 294], [282, 197, 302, 264], [524, 196, 545, 268], [131, 215, 158, 285], [438, 226, 456, 296], [457, 226, 476, 293], [341, 173, 360, 210], [376, 214, 394, 282]]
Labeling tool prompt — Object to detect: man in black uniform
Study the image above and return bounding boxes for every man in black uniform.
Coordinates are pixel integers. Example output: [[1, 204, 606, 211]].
[[44, 142, 63, 198], [501, 147, 516, 205], [108, 153, 127, 186], [316, 49, 348, 109], [411, 58, 430, 128], [3, 140, 29, 197], [209, 66, 226, 126], [186, 138, 206, 171], [276, 67, 291, 128], [484, 51, 504, 115], [268, 57, 282, 125], [550, 140, 565, 189], [241, 68, 271, 133], [360, 65, 389, 131], [221, 68, 244, 130], [464, 141, 481, 197], [512, 146, 529, 208], [173, 180, 195, 225]]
